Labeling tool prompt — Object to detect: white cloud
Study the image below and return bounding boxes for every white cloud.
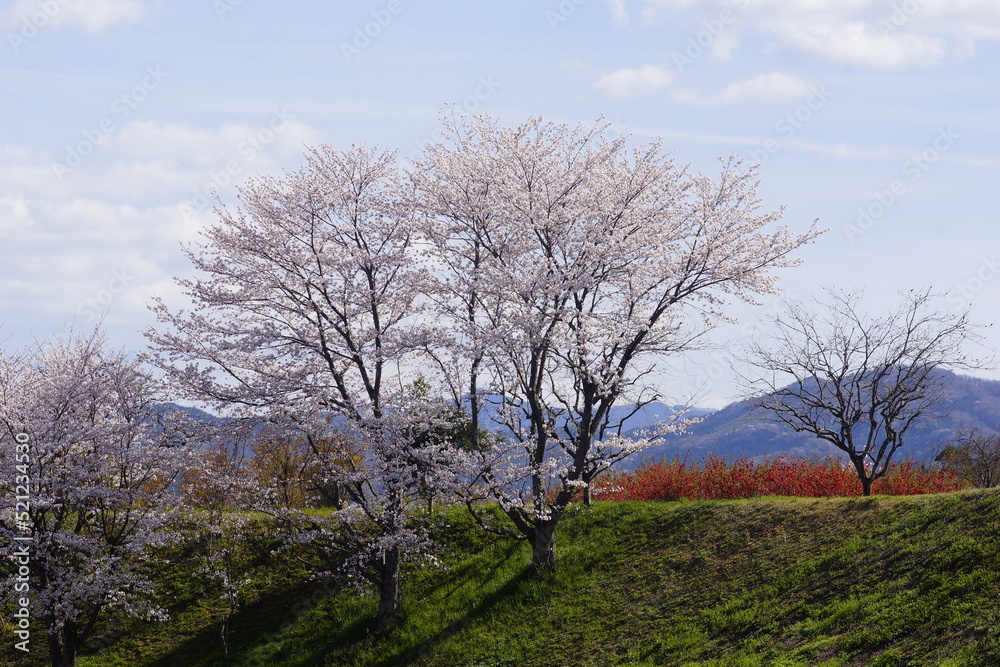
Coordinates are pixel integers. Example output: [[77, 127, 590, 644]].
[[594, 64, 675, 99], [0, 113, 321, 352], [710, 30, 740, 59], [42, 199, 141, 239], [37, 117, 320, 203], [774, 21, 947, 67], [639, 0, 1000, 67], [0, 196, 34, 238], [112, 117, 318, 166], [154, 202, 215, 246], [701, 71, 812, 105], [605, 0, 631, 27], [1, 0, 146, 34], [115, 121, 251, 165], [0, 144, 31, 162], [0, 146, 62, 196]]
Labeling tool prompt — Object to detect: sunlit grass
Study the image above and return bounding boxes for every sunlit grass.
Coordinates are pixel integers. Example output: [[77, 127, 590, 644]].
[[4, 491, 999, 665]]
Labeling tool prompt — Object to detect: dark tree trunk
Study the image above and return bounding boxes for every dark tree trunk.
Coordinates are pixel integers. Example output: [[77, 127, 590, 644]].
[[850, 458, 874, 496], [48, 622, 78, 667], [530, 519, 557, 576], [372, 546, 402, 635]]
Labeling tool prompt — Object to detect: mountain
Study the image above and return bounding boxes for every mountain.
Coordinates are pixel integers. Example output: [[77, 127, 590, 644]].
[[153, 402, 220, 423], [151, 371, 1000, 468], [470, 396, 711, 438], [604, 401, 715, 433], [618, 370, 1000, 470]]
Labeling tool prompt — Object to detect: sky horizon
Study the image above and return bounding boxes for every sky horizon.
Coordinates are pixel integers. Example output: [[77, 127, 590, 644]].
[[2, 0, 998, 409]]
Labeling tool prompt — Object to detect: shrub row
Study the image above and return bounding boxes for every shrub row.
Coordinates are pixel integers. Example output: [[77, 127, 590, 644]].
[[592, 456, 970, 502]]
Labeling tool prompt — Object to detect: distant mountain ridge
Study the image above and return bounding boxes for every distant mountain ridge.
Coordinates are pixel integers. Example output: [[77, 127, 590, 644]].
[[472, 399, 712, 439], [617, 370, 1000, 470], [156, 371, 1000, 470]]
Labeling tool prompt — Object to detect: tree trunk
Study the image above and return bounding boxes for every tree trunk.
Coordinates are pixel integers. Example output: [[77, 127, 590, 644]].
[[851, 458, 873, 497], [372, 546, 402, 635], [530, 519, 557, 576], [48, 623, 77, 667]]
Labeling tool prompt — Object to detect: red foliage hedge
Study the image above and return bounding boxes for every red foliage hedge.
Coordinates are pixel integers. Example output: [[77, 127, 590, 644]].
[[592, 456, 970, 502]]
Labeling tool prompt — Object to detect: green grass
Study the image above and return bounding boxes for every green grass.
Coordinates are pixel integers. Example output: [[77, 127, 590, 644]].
[[5, 491, 1000, 665]]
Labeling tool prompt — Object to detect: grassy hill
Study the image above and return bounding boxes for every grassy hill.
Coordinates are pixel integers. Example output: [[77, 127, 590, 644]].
[[6, 491, 1000, 666]]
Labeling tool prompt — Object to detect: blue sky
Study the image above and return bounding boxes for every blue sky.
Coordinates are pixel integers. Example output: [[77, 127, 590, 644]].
[[1, 0, 998, 408]]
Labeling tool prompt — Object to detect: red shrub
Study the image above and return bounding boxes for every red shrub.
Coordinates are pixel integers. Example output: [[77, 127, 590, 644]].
[[593, 455, 969, 502]]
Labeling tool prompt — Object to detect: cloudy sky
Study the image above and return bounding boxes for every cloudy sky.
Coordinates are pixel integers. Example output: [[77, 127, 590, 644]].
[[1, 0, 998, 407]]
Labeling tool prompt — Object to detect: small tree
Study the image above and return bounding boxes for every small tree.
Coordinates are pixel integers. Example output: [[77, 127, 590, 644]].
[[740, 288, 987, 496], [936, 425, 1000, 488], [176, 419, 254, 510], [274, 397, 465, 634], [0, 330, 193, 667], [402, 377, 491, 514], [250, 434, 318, 509], [247, 429, 365, 509]]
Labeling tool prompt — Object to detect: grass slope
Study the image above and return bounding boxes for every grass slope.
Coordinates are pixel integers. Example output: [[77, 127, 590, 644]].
[[6, 491, 1000, 666]]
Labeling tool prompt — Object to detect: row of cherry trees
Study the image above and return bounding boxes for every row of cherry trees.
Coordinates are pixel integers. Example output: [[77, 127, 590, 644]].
[[3, 113, 827, 662], [143, 113, 821, 632]]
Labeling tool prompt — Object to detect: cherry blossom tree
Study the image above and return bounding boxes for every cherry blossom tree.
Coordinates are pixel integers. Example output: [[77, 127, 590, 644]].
[[0, 330, 193, 667], [411, 113, 821, 574], [145, 145, 464, 634]]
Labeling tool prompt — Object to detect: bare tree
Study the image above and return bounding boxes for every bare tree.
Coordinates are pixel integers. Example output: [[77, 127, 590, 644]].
[[936, 425, 1000, 488], [740, 288, 988, 496], [411, 113, 821, 574]]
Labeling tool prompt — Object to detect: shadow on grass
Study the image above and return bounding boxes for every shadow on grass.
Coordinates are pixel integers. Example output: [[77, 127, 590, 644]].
[[146, 576, 361, 667], [145, 540, 528, 667], [371, 542, 529, 667]]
